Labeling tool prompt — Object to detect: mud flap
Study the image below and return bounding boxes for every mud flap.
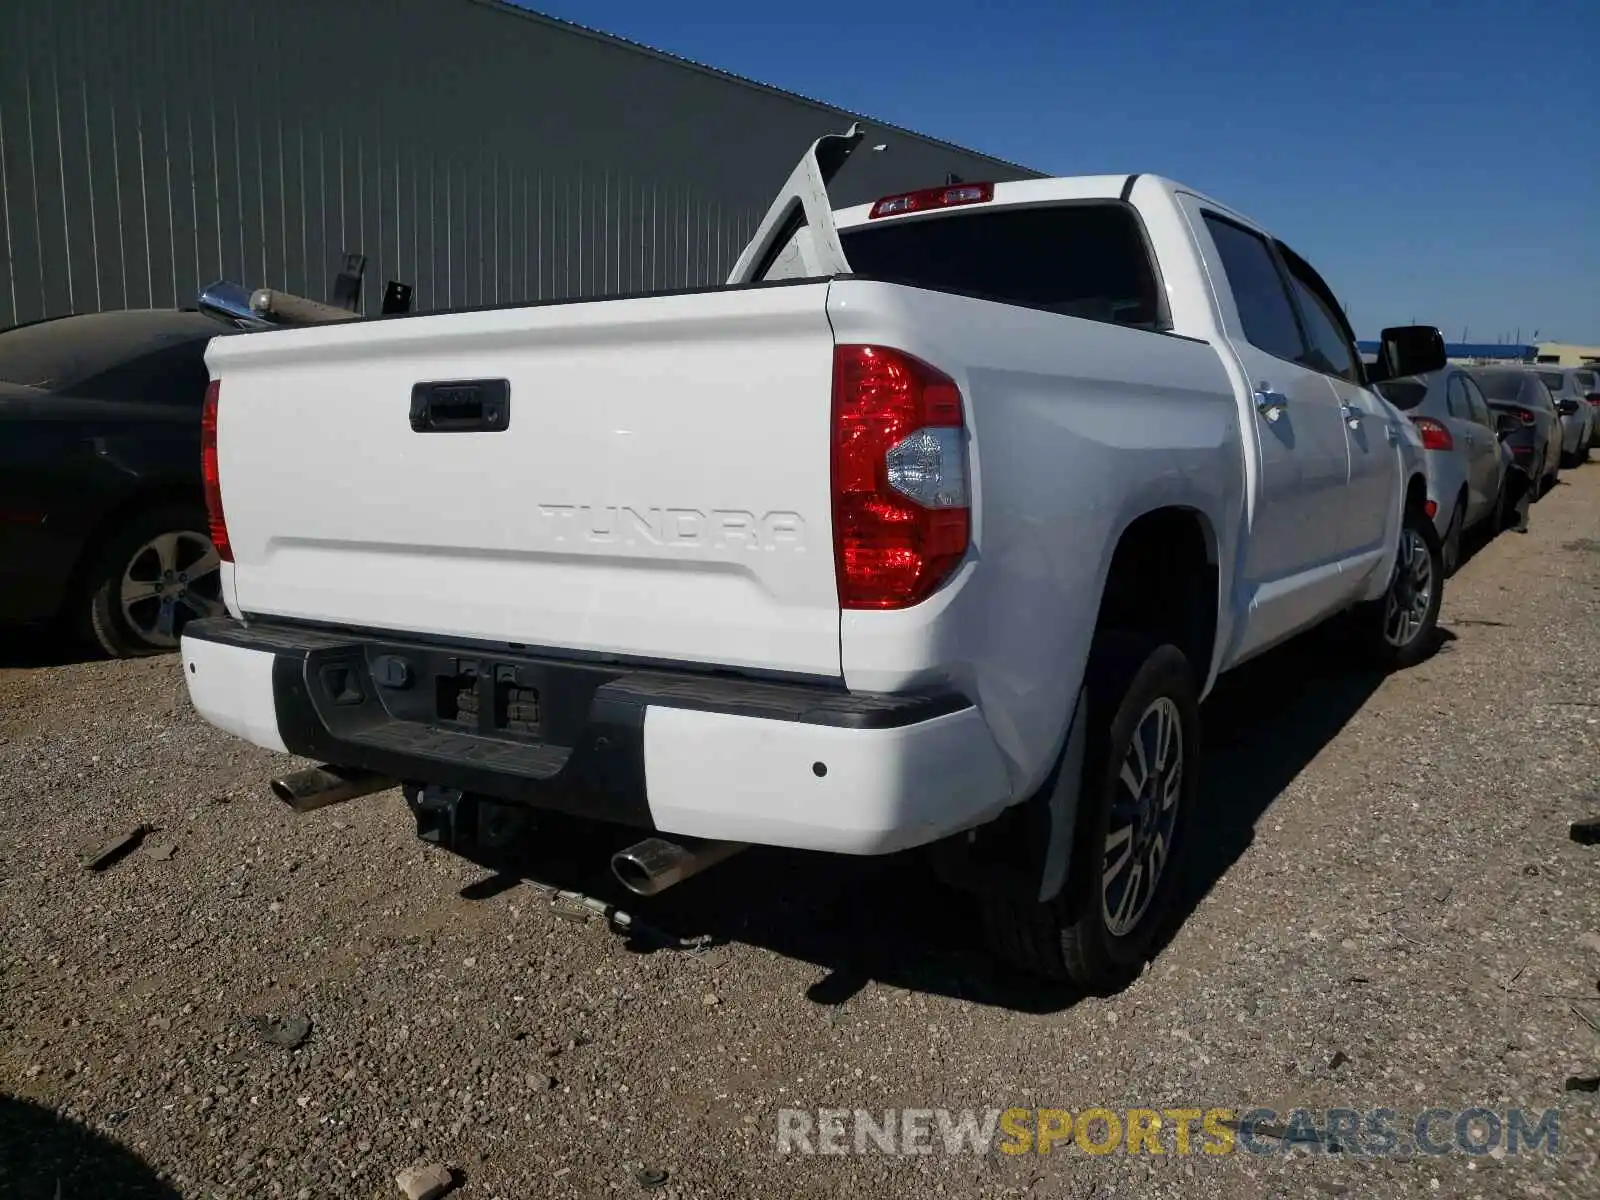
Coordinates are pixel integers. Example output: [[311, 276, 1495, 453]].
[[928, 686, 1087, 904]]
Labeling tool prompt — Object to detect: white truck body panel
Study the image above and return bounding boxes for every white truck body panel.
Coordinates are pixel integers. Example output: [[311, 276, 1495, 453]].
[[207, 282, 844, 678], [823, 276, 1240, 797]]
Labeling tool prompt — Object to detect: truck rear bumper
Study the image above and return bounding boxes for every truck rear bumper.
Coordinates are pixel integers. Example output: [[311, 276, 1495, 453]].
[[180, 618, 1014, 855]]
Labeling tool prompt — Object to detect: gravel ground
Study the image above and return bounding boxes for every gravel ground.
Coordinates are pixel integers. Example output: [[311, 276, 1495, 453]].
[[2, 472, 1597, 1200]]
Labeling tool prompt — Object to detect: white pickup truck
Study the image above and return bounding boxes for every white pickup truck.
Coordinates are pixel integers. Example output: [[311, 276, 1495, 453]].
[[182, 127, 1447, 991]]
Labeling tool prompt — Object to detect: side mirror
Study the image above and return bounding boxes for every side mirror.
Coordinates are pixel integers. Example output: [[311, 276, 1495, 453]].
[[1557, 397, 1580, 416], [1495, 413, 1521, 441], [1367, 325, 1447, 384]]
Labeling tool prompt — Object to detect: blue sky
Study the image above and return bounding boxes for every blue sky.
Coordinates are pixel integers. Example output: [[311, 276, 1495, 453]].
[[523, 0, 1598, 343]]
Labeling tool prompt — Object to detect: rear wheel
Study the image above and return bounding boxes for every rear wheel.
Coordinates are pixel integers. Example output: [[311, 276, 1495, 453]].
[[1540, 445, 1559, 495], [1494, 473, 1526, 534], [1441, 499, 1464, 577], [982, 632, 1199, 993], [78, 505, 225, 658], [1358, 505, 1443, 669]]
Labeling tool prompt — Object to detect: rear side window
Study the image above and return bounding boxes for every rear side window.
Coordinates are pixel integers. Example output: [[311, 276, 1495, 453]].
[[838, 203, 1166, 330], [1445, 375, 1470, 418], [1530, 380, 1557, 411], [1536, 370, 1566, 393], [1285, 273, 1357, 380], [1474, 372, 1525, 402], [1575, 369, 1596, 390], [1202, 215, 1305, 363], [1375, 379, 1428, 410], [1461, 375, 1492, 426]]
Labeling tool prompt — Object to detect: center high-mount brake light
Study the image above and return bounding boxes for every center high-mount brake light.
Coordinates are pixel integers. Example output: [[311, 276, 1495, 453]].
[[868, 182, 995, 220], [201, 379, 233, 562], [831, 345, 970, 609], [1409, 416, 1454, 451]]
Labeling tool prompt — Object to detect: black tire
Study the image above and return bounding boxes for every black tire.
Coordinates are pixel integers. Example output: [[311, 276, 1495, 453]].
[[76, 504, 225, 658], [982, 632, 1200, 993], [1357, 504, 1443, 670], [1491, 477, 1509, 534], [1494, 474, 1527, 535], [1441, 499, 1464, 577], [1539, 448, 1559, 496]]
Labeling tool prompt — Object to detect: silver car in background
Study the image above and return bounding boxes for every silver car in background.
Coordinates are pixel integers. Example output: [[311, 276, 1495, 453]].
[[1375, 368, 1509, 573], [1533, 366, 1595, 464]]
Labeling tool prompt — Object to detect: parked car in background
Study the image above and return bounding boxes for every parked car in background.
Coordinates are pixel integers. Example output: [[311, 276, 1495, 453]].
[[1472, 368, 1563, 495], [1533, 367, 1594, 465], [1571, 365, 1600, 448], [1374, 367, 1509, 573], [0, 310, 225, 656]]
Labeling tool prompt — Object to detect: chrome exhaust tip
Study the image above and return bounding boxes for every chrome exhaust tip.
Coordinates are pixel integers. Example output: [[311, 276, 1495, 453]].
[[610, 836, 746, 897], [269, 765, 395, 813]]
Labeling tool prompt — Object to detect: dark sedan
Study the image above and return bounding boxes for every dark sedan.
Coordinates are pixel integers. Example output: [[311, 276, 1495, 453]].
[[0, 309, 225, 656], [1469, 367, 1563, 497]]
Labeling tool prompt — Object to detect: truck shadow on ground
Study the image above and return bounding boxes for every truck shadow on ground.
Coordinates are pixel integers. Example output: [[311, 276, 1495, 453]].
[[0, 1095, 180, 1198], [471, 619, 1453, 1015]]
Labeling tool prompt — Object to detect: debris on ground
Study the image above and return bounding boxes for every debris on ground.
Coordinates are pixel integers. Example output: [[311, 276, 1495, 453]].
[[1571, 818, 1600, 845], [1327, 1050, 1350, 1070], [145, 841, 177, 861], [1564, 1075, 1600, 1093], [247, 1013, 312, 1049], [395, 1162, 454, 1200], [81, 824, 151, 871], [634, 1166, 669, 1190], [1569, 1004, 1600, 1035]]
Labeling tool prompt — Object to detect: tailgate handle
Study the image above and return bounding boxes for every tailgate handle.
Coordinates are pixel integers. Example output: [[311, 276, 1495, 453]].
[[409, 379, 511, 432]]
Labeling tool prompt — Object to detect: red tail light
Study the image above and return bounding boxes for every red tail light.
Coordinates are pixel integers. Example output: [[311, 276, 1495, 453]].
[[869, 182, 994, 220], [1587, 393, 1600, 407], [831, 346, 970, 609], [201, 379, 233, 562], [1409, 416, 1453, 451], [1509, 407, 1537, 427]]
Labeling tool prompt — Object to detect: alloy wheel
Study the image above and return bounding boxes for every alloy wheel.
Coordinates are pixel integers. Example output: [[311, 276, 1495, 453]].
[[1383, 526, 1433, 648], [119, 531, 224, 648], [1101, 695, 1184, 937]]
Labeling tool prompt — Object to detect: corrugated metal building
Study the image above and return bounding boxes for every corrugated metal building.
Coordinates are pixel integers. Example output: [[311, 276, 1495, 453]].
[[0, 0, 1037, 327]]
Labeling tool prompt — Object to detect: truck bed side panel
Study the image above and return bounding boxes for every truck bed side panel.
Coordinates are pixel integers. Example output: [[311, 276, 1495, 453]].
[[827, 280, 1244, 796]]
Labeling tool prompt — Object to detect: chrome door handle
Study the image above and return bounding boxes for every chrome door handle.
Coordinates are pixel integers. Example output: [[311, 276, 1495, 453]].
[[1340, 402, 1363, 430], [1254, 386, 1288, 423]]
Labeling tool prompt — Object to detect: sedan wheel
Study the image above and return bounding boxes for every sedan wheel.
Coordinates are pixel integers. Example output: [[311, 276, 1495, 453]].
[[1441, 502, 1464, 577], [82, 505, 225, 658], [118, 530, 224, 649]]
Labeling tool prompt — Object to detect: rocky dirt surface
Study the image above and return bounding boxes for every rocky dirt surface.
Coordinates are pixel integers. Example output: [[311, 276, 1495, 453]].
[[2, 472, 1598, 1200]]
